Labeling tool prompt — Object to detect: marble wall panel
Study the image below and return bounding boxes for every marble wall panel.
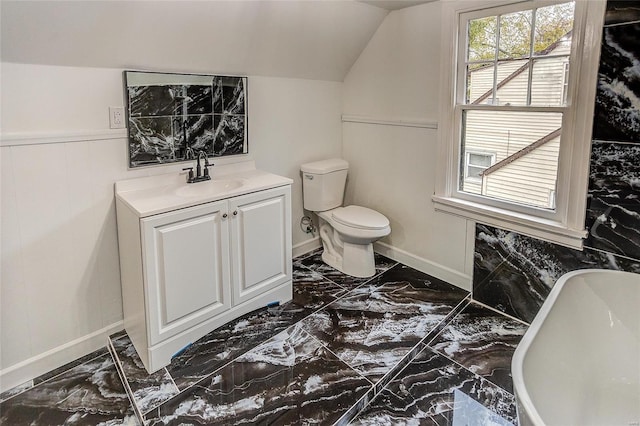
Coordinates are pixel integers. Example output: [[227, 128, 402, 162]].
[[604, 1, 640, 25], [585, 141, 640, 259], [473, 224, 640, 323], [592, 9, 640, 143]]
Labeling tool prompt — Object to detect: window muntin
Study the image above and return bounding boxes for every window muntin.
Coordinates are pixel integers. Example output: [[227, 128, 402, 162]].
[[459, 1, 574, 211]]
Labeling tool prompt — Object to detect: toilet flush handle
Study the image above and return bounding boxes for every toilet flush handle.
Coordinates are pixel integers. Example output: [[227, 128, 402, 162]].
[[305, 174, 314, 180]]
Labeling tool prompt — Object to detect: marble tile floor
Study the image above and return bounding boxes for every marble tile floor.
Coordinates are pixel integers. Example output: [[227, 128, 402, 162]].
[[0, 249, 528, 425]]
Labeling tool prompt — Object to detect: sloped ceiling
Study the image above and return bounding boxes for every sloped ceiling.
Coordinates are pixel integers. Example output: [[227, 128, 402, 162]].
[[0, 1, 389, 82], [358, 0, 436, 11]]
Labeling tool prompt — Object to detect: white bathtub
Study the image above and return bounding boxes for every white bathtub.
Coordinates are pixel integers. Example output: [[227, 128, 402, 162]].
[[512, 269, 640, 426]]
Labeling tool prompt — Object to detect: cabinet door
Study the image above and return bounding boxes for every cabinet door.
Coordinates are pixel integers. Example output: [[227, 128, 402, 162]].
[[229, 186, 292, 305], [142, 201, 231, 345]]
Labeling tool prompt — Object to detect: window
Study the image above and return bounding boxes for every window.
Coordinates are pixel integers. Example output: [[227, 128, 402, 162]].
[[434, 0, 606, 248], [464, 151, 496, 182]]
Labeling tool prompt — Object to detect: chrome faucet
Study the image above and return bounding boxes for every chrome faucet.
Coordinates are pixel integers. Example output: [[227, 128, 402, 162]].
[[182, 150, 213, 183]]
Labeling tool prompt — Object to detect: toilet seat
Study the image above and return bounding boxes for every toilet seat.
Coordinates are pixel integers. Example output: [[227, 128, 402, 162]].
[[332, 206, 389, 230]]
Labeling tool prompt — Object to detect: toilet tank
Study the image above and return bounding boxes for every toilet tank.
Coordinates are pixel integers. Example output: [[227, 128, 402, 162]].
[[300, 158, 348, 212]]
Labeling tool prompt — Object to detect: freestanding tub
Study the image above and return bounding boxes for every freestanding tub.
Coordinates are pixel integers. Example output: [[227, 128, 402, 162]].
[[512, 269, 640, 426]]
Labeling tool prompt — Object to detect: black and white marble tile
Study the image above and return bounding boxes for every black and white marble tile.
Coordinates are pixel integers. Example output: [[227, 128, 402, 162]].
[[299, 251, 397, 290], [185, 85, 213, 115], [300, 265, 468, 383], [127, 75, 247, 167], [128, 85, 182, 118], [166, 301, 314, 391], [109, 335, 179, 415], [605, 1, 640, 26], [4, 254, 526, 425], [473, 226, 512, 289], [585, 141, 640, 260], [0, 381, 33, 404], [352, 347, 517, 426], [592, 21, 640, 143], [473, 224, 640, 323], [429, 302, 528, 393], [128, 117, 176, 167], [213, 114, 246, 156], [292, 266, 347, 310], [0, 353, 138, 425], [145, 325, 373, 425], [183, 114, 214, 153], [217, 76, 246, 115], [113, 263, 341, 412]]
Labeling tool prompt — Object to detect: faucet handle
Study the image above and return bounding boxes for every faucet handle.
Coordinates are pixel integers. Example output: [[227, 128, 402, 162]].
[[182, 167, 194, 183], [203, 162, 213, 177]]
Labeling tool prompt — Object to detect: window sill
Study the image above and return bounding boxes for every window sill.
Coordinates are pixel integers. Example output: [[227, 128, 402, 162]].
[[432, 195, 587, 249]]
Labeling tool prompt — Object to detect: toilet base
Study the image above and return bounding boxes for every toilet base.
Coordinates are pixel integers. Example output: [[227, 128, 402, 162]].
[[321, 240, 376, 278]]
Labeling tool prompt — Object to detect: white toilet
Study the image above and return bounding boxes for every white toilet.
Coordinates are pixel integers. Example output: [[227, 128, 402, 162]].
[[300, 158, 391, 278]]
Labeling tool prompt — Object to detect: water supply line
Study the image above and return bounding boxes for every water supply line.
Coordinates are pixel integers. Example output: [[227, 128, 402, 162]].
[[300, 216, 316, 236]]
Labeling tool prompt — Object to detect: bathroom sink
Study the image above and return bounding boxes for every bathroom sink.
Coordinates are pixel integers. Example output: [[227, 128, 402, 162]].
[[175, 179, 244, 197]]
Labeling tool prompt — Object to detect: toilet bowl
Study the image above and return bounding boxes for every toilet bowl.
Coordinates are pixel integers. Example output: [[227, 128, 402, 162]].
[[300, 159, 391, 278], [317, 206, 390, 277]]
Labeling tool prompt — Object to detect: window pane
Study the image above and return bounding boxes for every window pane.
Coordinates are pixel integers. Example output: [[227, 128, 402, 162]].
[[461, 110, 562, 209], [534, 2, 574, 56], [494, 58, 529, 106], [466, 63, 495, 104], [469, 153, 492, 167], [467, 166, 485, 179], [468, 16, 497, 62], [498, 10, 532, 60], [530, 58, 570, 106]]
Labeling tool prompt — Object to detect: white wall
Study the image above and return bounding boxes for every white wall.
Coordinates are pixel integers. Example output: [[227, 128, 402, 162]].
[[341, 1, 473, 288], [0, 62, 341, 390]]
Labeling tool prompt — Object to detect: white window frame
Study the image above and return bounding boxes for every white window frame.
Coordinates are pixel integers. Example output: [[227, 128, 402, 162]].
[[433, 0, 606, 249], [561, 61, 570, 105]]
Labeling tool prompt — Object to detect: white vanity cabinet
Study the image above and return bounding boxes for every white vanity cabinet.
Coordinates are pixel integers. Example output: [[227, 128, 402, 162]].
[[115, 165, 292, 373]]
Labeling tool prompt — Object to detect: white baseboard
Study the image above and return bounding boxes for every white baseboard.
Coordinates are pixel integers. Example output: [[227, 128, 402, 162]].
[[374, 241, 471, 291], [292, 236, 321, 258], [0, 321, 124, 393]]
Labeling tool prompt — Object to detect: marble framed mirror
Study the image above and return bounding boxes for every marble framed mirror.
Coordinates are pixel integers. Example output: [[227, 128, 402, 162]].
[[124, 71, 248, 168]]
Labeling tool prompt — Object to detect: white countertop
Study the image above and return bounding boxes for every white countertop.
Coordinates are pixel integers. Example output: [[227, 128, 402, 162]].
[[115, 160, 293, 217]]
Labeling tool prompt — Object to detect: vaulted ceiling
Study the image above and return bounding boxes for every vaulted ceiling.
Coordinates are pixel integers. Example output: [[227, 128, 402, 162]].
[[0, 1, 391, 81]]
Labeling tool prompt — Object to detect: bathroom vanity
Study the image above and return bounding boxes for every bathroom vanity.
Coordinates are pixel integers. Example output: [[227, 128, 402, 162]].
[[115, 161, 292, 373]]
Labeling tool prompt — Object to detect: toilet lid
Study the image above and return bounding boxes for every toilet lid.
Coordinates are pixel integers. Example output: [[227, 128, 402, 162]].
[[332, 206, 389, 230]]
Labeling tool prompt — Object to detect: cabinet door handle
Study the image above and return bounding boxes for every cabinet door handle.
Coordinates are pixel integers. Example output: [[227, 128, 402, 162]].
[[233, 210, 238, 216], [222, 213, 228, 219]]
